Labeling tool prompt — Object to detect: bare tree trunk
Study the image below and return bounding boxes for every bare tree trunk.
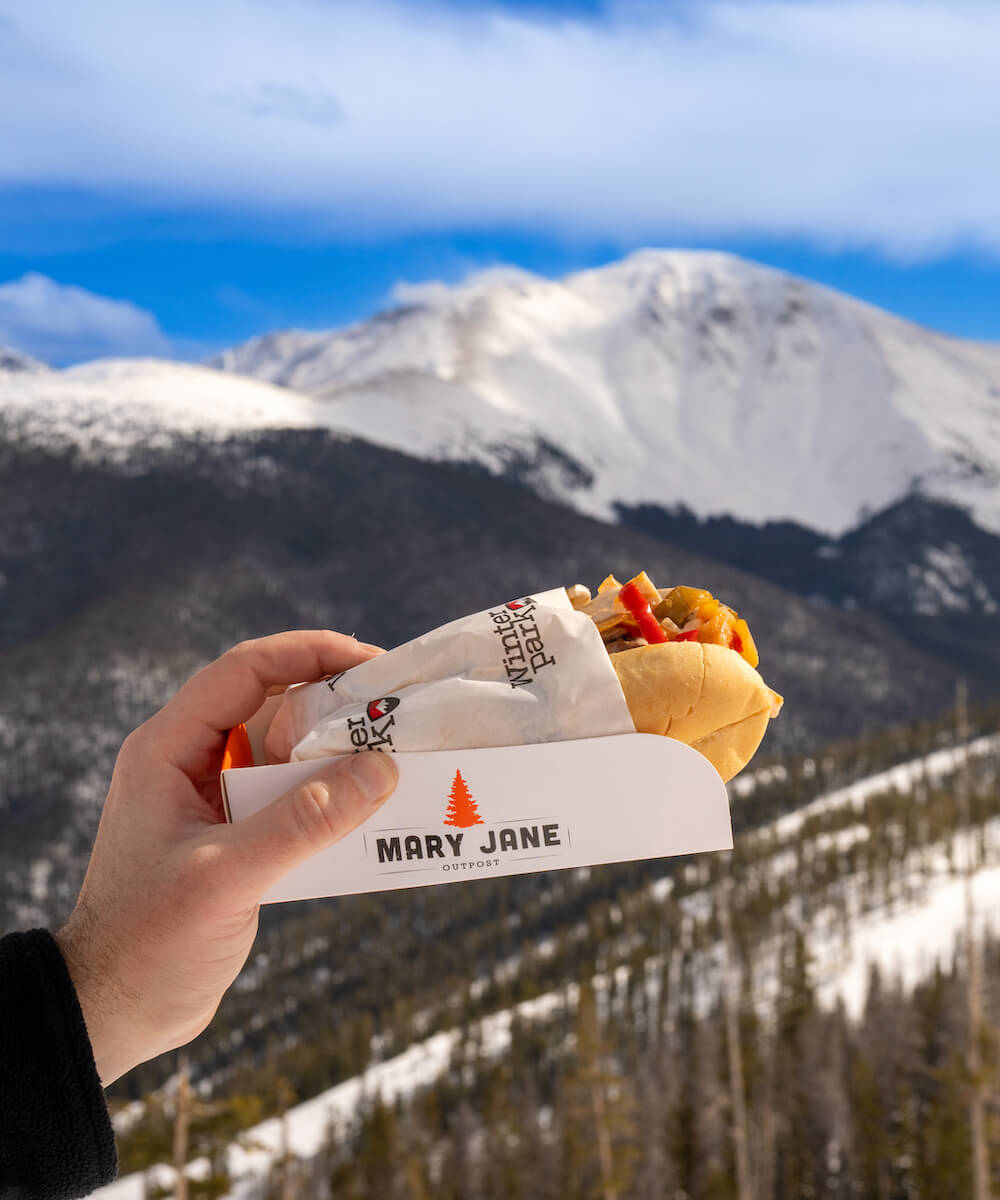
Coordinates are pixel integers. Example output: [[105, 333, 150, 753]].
[[757, 1024, 776, 1200], [172, 1052, 190, 1200], [718, 873, 754, 1200], [277, 1078, 298, 1200], [590, 1075, 618, 1200], [957, 680, 991, 1200], [280, 1116, 298, 1200]]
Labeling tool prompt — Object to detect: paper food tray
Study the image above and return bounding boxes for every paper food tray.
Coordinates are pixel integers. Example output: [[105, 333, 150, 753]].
[[221, 700, 732, 903]]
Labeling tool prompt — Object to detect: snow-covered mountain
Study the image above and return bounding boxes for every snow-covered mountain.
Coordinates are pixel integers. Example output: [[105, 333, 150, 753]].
[[216, 250, 1000, 537], [4, 267, 1000, 685], [0, 357, 323, 458], [5, 252, 1000, 541]]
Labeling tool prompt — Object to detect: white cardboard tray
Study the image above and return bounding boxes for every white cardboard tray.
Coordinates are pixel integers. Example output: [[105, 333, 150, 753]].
[[223, 733, 732, 903]]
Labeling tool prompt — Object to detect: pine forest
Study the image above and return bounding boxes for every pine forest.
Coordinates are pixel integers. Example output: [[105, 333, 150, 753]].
[[106, 698, 1000, 1199]]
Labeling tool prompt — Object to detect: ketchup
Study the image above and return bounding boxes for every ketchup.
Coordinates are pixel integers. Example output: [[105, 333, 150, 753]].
[[619, 581, 669, 644]]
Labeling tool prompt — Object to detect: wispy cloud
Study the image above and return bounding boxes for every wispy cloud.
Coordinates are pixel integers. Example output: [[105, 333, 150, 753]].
[[2, 1, 999, 256], [390, 265, 538, 306], [212, 83, 345, 128], [0, 274, 171, 364]]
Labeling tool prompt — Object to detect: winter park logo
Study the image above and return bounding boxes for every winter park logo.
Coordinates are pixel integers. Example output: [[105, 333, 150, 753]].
[[346, 696, 400, 752], [366, 697, 399, 722], [490, 596, 556, 689], [368, 768, 568, 876]]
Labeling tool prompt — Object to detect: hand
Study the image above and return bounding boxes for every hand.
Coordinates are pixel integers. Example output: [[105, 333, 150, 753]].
[[55, 631, 398, 1086]]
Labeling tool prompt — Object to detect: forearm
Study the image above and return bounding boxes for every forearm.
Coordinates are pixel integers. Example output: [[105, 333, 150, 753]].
[[0, 630, 394, 1199]]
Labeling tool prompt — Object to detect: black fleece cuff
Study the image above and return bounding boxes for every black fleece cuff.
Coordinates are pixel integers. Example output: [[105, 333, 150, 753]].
[[0, 929, 118, 1199]]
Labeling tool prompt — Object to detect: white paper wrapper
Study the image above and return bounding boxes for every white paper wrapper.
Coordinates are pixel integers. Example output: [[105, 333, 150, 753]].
[[275, 588, 637, 760]]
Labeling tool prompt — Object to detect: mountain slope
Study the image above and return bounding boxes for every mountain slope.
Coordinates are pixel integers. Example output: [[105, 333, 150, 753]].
[[215, 250, 1000, 537], [619, 493, 1000, 679], [5, 355, 997, 677], [95, 727, 1000, 1199], [0, 356, 320, 457], [0, 424, 980, 933]]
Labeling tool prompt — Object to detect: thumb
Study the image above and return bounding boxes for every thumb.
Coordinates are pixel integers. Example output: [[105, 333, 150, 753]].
[[225, 752, 398, 899]]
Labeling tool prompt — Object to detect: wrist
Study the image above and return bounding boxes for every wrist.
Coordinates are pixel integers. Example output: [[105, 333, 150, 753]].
[[55, 915, 141, 1086]]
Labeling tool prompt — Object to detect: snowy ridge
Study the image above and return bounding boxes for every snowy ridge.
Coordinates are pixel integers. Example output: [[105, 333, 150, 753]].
[[95, 733, 1000, 1199], [729, 734, 1000, 823], [6, 252, 1000, 537], [217, 250, 1000, 536], [0, 358, 326, 458], [770, 735, 1000, 838]]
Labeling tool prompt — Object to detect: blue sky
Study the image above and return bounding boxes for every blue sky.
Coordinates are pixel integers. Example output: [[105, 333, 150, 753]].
[[1, 0, 999, 364]]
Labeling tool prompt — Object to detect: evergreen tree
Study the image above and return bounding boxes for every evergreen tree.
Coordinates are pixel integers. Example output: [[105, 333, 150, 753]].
[[444, 770, 483, 828], [561, 979, 638, 1200]]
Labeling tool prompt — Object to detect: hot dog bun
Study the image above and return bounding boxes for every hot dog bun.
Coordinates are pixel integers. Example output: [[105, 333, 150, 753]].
[[610, 640, 782, 783]]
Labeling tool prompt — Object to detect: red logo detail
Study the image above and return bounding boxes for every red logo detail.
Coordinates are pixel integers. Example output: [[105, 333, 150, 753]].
[[443, 769, 483, 828], [506, 600, 526, 611], [366, 696, 400, 721]]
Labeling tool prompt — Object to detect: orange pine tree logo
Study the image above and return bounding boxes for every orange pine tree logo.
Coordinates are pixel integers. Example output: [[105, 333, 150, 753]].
[[443, 769, 483, 828]]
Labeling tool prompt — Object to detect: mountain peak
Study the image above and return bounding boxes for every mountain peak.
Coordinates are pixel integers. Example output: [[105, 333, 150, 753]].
[[620, 245, 763, 274], [214, 251, 1000, 537], [6, 251, 1000, 541]]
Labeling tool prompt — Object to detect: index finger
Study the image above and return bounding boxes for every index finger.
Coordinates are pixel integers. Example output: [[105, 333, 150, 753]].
[[151, 630, 379, 763]]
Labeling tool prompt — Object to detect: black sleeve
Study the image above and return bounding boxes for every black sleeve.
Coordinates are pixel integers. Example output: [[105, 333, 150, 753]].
[[0, 929, 118, 1199]]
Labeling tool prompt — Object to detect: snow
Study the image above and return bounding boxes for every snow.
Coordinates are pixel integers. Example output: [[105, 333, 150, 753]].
[[214, 250, 1000, 537], [771, 735, 1000, 840], [90, 715, 1000, 1196], [816, 860, 1000, 1019], [728, 761, 789, 799], [911, 543, 999, 616], [6, 252, 1000, 537], [0, 358, 328, 459], [815, 824, 871, 855], [28, 859, 51, 902], [91, 992, 575, 1200]]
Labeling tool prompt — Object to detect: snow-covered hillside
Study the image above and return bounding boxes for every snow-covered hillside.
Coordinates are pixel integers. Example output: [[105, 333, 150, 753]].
[[0, 357, 324, 458], [95, 732, 1000, 1199], [217, 251, 1000, 536]]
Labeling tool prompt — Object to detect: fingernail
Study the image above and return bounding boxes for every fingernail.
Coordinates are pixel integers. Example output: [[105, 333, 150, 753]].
[[344, 751, 397, 805], [357, 642, 386, 654]]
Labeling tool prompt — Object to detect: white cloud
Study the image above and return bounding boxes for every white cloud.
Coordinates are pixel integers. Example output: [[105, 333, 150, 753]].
[[1, 0, 1000, 256], [0, 274, 171, 365], [389, 279, 458, 307], [390, 265, 539, 306]]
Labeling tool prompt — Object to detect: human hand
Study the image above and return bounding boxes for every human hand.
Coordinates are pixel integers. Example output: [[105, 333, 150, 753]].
[[55, 631, 398, 1086]]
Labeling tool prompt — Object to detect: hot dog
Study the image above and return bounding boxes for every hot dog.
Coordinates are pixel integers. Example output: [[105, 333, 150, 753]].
[[264, 574, 781, 782], [568, 573, 782, 782]]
